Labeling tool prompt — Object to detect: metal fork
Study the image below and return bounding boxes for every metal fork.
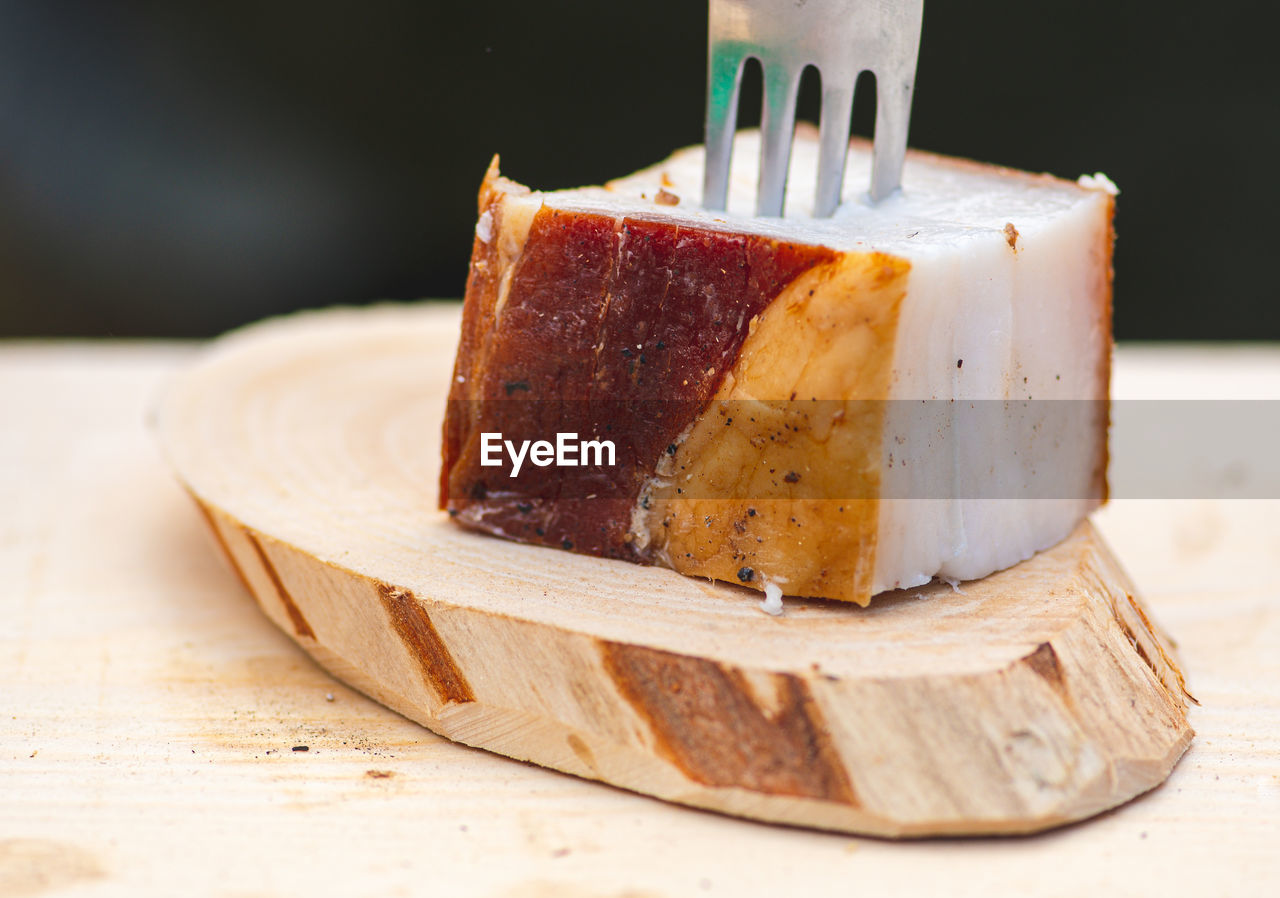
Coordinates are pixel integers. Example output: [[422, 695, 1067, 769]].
[[703, 0, 924, 217]]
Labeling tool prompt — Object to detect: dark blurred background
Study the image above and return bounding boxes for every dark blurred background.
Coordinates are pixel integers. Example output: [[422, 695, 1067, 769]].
[[1, 1, 1276, 339]]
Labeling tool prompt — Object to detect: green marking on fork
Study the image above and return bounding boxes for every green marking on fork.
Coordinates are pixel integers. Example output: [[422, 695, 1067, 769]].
[[709, 41, 767, 119]]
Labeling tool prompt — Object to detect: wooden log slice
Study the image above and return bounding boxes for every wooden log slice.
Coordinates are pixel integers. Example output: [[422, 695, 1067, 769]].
[[156, 303, 1193, 837]]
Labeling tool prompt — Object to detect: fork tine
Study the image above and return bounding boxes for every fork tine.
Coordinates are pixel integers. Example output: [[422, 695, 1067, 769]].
[[756, 62, 802, 217], [703, 46, 747, 213], [869, 69, 914, 203], [868, 0, 924, 202], [814, 77, 856, 218]]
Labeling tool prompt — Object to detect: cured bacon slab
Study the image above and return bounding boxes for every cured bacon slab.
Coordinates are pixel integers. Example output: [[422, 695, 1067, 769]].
[[442, 132, 1114, 604]]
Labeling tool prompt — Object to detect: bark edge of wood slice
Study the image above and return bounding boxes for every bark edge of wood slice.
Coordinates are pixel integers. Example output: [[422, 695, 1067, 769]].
[[155, 303, 1193, 838]]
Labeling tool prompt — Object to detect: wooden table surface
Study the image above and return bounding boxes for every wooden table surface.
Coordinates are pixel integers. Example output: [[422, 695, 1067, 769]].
[[3, 318, 1279, 897]]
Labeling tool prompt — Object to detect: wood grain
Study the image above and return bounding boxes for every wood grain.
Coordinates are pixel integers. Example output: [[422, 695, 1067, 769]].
[[150, 305, 1192, 837], [3, 323, 1279, 896]]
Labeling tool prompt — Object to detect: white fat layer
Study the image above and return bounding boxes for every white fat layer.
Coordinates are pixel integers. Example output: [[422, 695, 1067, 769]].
[[871, 169, 1109, 592], [475, 208, 494, 243], [760, 581, 784, 617], [1078, 172, 1119, 195], [520, 131, 1112, 260]]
